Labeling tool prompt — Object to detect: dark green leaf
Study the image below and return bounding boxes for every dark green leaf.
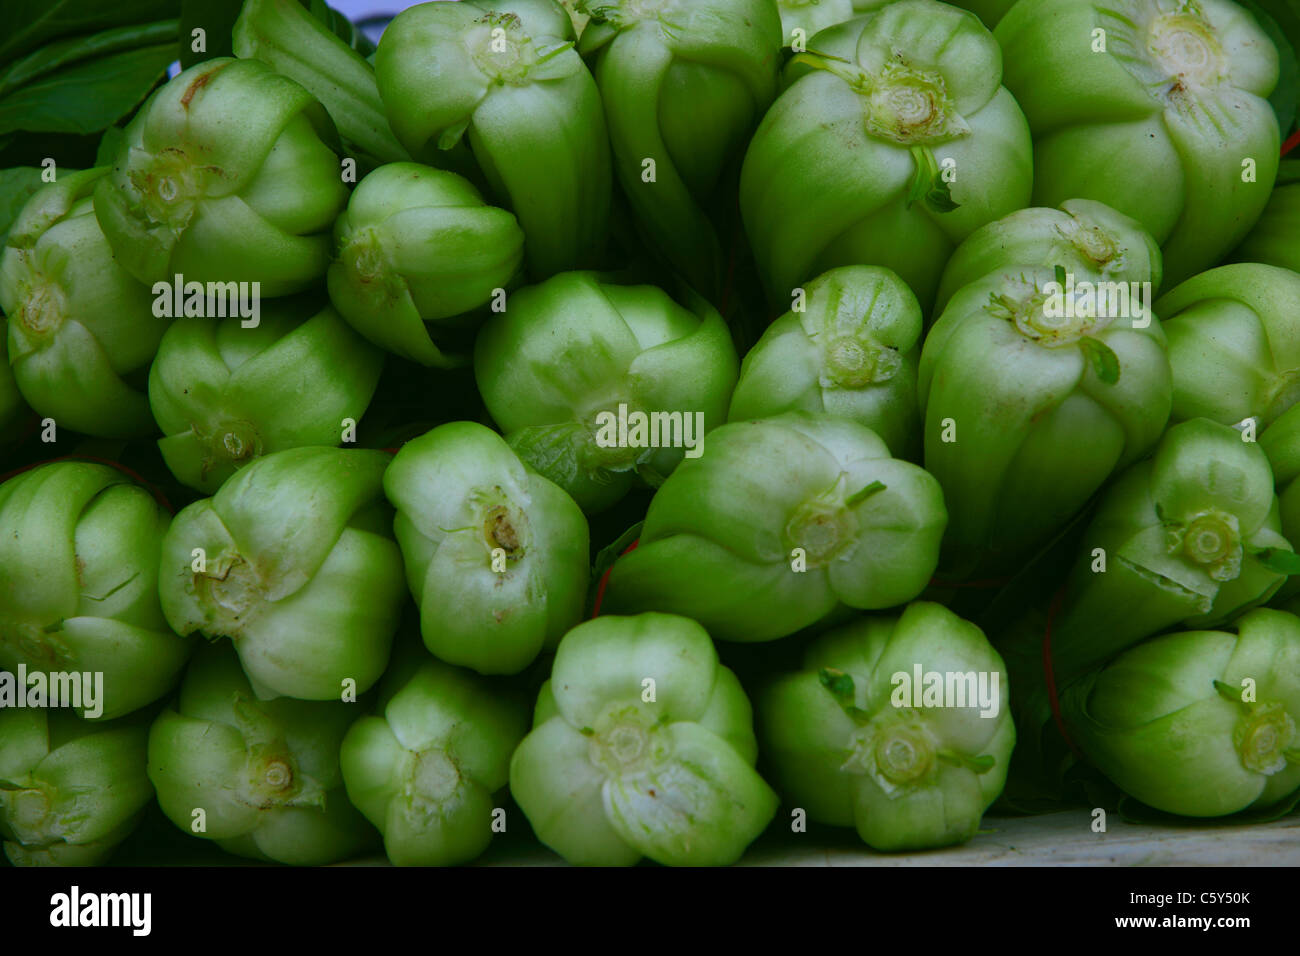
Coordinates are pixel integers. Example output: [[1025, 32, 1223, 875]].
[[0, 0, 180, 67], [179, 0, 242, 67], [0, 37, 176, 136]]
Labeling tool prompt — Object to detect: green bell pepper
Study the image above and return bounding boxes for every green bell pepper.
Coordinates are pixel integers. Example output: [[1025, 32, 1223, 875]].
[[375, 0, 611, 278], [339, 650, 528, 866], [474, 271, 739, 513], [0, 709, 153, 866], [1259, 403, 1300, 604], [94, 57, 349, 296], [919, 264, 1172, 577], [759, 601, 1014, 851], [727, 265, 923, 461], [327, 162, 525, 367], [579, 0, 783, 300], [159, 447, 405, 701], [934, 198, 1163, 318], [1155, 263, 1300, 430], [148, 641, 376, 864], [0, 462, 190, 721], [149, 301, 384, 494], [740, 0, 1032, 312], [995, 0, 1280, 286], [383, 421, 590, 676], [1061, 608, 1300, 818], [604, 411, 946, 641], [509, 613, 778, 865], [0, 168, 167, 438]]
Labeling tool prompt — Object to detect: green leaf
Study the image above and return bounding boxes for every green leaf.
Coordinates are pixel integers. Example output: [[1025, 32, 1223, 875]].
[[0, 21, 178, 136], [95, 125, 125, 166], [179, 0, 241, 66], [1078, 336, 1120, 385], [0, 0, 180, 67]]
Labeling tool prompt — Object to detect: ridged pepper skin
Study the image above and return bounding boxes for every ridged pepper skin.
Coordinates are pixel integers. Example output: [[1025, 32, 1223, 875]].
[[0, 168, 166, 438], [919, 264, 1172, 577], [740, 0, 1032, 312], [147, 641, 376, 865], [509, 613, 778, 866], [1232, 162, 1300, 272], [327, 163, 524, 367], [339, 652, 528, 866], [0, 318, 24, 438], [604, 411, 946, 641], [383, 422, 590, 676], [0, 462, 190, 721], [475, 271, 739, 513], [149, 301, 384, 494], [758, 602, 1014, 851], [934, 198, 1163, 318], [0, 710, 153, 866], [93, 58, 348, 296], [1061, 609, 1300, 818], [375, 0, 610, 279], [158, 447, 405, 702], [728, 265, 923, 461], [579, 0, 783, 300], [995, 0, 1280, 287], [1155, 263, 1300, 430]]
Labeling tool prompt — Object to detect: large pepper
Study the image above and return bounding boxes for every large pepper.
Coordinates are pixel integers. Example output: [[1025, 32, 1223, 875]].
[[509, 613, 778, 866], [339, 650, 528, 866], [579, 0, 783, 299], [474, 271, 738, 513], [1061, 608, 1300, 818], [0, 462, 190, 721], [383, 422, 589, 676], [147, 641, 376, 864], [375, 0, 610, 278], [1155, 263, 1300, 430], [0, 709, 153, 866], [995, 0, 1280, 286], [327, 162, 524, 367], [158, 447, 405, 701], [604, 411, 946, 641], [758, 602, 1014, 851], [919, 264, 1172, 577], [727, 265, 923, 461], [93, 58, 348, 296], [149, 301, 383, 494], [1, 168, 166, 438], [740, 0, 1032, 312]]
